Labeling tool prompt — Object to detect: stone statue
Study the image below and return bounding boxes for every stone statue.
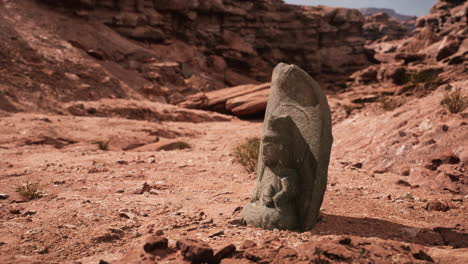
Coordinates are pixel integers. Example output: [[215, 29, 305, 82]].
[[241, 63, 333, 231]]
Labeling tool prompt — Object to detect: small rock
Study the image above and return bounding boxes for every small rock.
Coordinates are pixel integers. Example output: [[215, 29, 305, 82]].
[[228, 218, 245, 226], [0, 193, 9, 200], [132, 182, 151, 194], [441, 125, 449, 132], [116, 189, 125, 193], [425, 152, 460, 171], [132, 231, 141, 238], [37, 246, 49, 255], [147, 157, 156, 164], [396, 180, 411, 187], [277, 247, 297, 258], [339, 237, 352, 245], [23, 210, 37, 216], [143, 235, 168, 253], [176, 238, 214, 264], [413, 250, 434, 262], [9, 207, 21, 215], [402, 170, 411, 176], [240, 240, 257, 249], [214, 244, 236, 262], [116, 160, 129, 165], [399, 131, 407, 137], [352, 162, 363, 169], [426, 200, 451, 212], [209, 230, 224, 238], [93, 229, 124, 243]]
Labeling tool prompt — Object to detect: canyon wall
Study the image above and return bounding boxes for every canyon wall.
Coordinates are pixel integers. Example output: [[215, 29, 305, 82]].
[[40, 0, 374, 94]]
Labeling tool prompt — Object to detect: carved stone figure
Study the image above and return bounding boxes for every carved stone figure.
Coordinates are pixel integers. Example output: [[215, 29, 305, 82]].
[[241, 63, 333, 231]]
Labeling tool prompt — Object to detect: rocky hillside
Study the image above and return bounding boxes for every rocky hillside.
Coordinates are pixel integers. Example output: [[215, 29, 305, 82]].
[[362, 12, 412, 43], [0, 0, 377, 115]]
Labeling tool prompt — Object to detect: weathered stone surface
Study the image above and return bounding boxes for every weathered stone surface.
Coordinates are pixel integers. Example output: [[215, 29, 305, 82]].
[[362, 12, 410, 42], [241, 63, 333, 231]]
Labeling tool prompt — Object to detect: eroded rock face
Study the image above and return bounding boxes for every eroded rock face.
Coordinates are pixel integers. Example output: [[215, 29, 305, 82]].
[[39, 0, 373, 92], [363, 12, 411, 43], [242, 63, 333, 231]]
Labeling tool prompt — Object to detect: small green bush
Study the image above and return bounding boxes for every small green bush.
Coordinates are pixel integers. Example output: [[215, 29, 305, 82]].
[[234, 137, 260, 173], [441, 88, 467, 114], [16, 180, 43, 201]]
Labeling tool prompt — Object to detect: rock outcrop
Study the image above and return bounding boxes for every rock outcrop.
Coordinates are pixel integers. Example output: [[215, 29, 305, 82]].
[[363, 12, 411, 43], [360, 8, 417, 22]]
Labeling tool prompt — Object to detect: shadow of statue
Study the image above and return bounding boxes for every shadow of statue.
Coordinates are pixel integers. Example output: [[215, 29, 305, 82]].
[[311, 214, 468, 248]]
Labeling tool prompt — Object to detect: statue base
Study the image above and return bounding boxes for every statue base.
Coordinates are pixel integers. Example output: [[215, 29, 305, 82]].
[[241, 202, 298, 230]]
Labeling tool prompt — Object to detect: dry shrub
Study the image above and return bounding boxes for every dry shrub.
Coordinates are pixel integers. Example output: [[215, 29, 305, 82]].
[[234, 137, 260, 173], [380, 96, 401, 111], [165, 141, 191, 150], [441, 88, 467, 114], [342, 105, 356, 117], [16, 180, 43, 201], [172, 142, 191, 149], [94, 140, 110, 151]]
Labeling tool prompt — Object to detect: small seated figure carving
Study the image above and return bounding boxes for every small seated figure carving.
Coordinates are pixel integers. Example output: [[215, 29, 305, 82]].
[[243, 115, 301, 230]]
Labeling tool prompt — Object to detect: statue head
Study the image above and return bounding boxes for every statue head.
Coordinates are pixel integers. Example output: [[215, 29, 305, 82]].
[[262, 115, 295, 167]]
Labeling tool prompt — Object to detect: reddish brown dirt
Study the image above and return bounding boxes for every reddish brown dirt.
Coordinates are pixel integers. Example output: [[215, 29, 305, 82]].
[[0, 109, 466, 263]]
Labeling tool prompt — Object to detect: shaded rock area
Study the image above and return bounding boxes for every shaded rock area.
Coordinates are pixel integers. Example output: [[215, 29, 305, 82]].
[[65, 99, 232, 123]]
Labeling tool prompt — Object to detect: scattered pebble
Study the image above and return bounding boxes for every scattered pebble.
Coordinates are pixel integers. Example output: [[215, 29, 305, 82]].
[[132, 182, 151, 195], [0, 193, 9, 200], [116, 160, 129, 165], [396, 180, 411, 187], [23, 210, 37, 216], [208, 230, 224, 238]]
